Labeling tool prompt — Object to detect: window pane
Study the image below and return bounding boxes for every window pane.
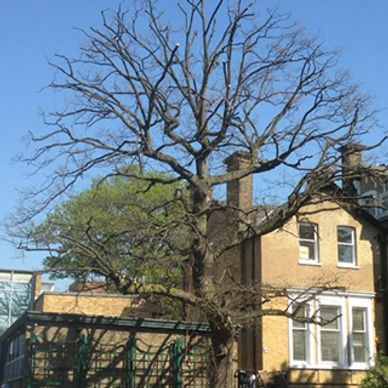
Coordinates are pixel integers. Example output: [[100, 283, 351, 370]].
[[353, 308, 366, 331], [338, 227, 353, 243], [293, 305, 307, 328], [320, 306, 340, 329], [300, 241, 315, 261], [338, 245, 354, 263], [293, 331, 307, 361], [321, 332, 340, 362], [353, 333, 368, 362], [300, 224, 315, 240], [352, 308, 368, 363]]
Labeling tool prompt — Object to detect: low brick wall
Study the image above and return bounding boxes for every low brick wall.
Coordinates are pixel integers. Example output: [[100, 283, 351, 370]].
[[288, 368, 366, 387]]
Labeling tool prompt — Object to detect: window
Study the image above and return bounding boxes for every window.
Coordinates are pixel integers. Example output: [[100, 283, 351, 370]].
[[351, 307, 370, 363], [292, 304, 309, 362], [289, 294, 373, 369], [320, 305, 342, 363], [299, 223, 319, 264], [337, 226, 356, 266]]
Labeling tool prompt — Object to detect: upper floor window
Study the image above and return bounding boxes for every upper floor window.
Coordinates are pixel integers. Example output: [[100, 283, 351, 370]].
[[337, 226, 356, 267], [299, 223, 319, 264]]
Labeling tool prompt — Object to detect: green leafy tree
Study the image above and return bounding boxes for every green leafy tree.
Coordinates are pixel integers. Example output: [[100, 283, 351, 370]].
[[33, 170, 189, 290], [361, 356, 388, 388]]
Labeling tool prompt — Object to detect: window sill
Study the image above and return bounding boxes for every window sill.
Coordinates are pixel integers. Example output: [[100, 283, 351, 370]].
[[298, 260, 321, 267], [289, 364, 370, 371], [337, 263, 359, 270]]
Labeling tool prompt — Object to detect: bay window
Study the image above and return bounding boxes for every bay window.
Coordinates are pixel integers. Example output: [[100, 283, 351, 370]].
[[289, 294, 373, 369]]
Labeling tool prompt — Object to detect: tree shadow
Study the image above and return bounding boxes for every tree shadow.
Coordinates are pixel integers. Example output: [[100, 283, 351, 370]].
[[23, 315, 210, 387]]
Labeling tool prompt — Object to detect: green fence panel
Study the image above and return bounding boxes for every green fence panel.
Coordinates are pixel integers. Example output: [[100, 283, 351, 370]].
[[172, 338, 184, 388], [76, 334, 89, 388]]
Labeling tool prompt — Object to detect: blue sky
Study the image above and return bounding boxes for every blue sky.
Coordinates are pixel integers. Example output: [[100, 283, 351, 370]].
[[0, 1, 387, 281]]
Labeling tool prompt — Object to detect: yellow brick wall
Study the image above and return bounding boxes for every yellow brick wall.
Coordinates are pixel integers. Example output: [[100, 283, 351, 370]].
[[34, 293, 141, 317], [261, 202, 381, 292]]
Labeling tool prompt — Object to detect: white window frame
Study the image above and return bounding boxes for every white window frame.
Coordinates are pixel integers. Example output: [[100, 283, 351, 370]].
[[317, 295, 347, 368], [299, 222, 319, 265], [288, 293, 374, 370], [337, 226, 357, 268], [349, 297, 374, 368], [289, 302, 314, 368]]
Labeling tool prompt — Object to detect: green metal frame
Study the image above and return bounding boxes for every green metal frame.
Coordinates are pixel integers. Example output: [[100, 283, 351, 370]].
[[26, 333, 209, 387]]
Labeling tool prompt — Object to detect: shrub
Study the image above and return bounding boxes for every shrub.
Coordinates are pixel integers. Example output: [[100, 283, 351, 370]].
[[361, 355, 388, 388]]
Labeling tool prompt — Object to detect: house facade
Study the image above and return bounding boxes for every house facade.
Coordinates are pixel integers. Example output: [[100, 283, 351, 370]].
[[223, 150, 387, 387], [244, 203, 384, 387]]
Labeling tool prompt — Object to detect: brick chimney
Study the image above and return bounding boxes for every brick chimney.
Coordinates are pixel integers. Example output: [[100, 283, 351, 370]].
[[339, 143, 365, 196], [224, 151, 253, 211], [32, 272, 42, 300]]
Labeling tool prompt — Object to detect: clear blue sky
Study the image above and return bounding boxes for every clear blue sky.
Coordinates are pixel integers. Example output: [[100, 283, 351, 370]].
[[0, 1, 387, 278]]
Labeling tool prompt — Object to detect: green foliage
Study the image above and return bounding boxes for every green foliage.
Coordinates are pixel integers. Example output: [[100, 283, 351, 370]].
[[33, 168, 189, 287], [361, 355, 388, 388]]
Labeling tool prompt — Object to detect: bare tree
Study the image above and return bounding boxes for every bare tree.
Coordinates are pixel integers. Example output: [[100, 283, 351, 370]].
[[8, 1, 385, 386]]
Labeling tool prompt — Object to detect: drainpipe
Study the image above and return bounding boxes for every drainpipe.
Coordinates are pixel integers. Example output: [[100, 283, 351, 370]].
[[381, 232, 388, 354]]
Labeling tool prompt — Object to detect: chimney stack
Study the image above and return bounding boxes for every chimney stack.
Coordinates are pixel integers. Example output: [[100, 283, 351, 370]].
[[224, 151, 253, 211], [339, 143, 365, 196]]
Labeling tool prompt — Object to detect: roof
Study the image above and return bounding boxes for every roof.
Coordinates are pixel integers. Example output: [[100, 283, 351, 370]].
[[0, 311, 210, 342], [0, 269, 34, 275]]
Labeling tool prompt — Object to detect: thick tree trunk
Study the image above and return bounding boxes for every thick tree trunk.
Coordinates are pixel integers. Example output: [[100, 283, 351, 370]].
[[209, 323, 235, 388], [190, 179, 236, 387]]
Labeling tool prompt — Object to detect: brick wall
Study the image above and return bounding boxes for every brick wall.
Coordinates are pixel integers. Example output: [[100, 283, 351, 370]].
[[33, 292, 142, 317]]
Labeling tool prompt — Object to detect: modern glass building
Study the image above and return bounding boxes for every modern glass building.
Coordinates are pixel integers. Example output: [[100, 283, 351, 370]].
[[0, 270, 35, 335]]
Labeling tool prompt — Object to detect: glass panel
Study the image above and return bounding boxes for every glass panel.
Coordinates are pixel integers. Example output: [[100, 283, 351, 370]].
[[338, 245, 354, 263], [300, 241, 315, 261], [293, 331, 307, 361], [353, 333, 367, 362], [0, 279, 33, 334], [320, 306, 340, 329], [293, 305, 307, 328], [352, 308, 368, 363], [321, 332, 340, 362], [338, 227, 353, 243], [352, 308, 365, 331], [300, 223, 315, 240]]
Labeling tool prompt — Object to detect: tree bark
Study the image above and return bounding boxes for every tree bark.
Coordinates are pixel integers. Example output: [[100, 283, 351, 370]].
[[209, 322, 235, 388]]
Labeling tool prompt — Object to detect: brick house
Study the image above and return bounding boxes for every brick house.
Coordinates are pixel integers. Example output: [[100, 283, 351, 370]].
[[221, 149, 387, 387]]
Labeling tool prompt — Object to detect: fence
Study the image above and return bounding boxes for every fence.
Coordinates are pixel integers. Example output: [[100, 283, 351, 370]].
[[27, 333, 210, 388]]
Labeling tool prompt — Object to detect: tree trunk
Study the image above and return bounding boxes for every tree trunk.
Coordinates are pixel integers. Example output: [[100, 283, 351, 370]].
[[209, 323, 235, 388], [190, 180, 236, 387]]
